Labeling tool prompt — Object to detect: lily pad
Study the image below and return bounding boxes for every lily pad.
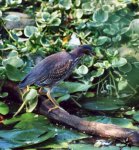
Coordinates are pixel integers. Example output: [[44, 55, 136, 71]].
[[82, 97, 124, 111]]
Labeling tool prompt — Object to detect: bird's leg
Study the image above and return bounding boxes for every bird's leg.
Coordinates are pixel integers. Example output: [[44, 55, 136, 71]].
[[38, 87, 46, 95], [26, 85, 30, 92], [46, 88, 59, 112]]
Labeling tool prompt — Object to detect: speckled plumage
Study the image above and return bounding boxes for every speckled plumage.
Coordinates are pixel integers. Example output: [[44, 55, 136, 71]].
[[19, 45, 93, 89]]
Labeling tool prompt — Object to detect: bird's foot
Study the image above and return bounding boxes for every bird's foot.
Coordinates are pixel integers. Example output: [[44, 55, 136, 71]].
[[48, 105, 60, 112]]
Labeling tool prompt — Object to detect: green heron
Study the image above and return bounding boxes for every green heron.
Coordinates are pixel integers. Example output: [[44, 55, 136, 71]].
[[19, 45, 95, 111]]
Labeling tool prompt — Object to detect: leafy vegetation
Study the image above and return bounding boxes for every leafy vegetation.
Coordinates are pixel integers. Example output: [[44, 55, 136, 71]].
[[1, 0, 139, 149]]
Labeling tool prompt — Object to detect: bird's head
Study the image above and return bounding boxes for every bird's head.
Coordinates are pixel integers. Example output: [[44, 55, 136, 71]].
[[70, 45, 95, 57]]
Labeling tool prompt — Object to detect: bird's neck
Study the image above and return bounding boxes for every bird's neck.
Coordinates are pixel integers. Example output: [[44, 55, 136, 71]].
[[70, 48, 84, 58]]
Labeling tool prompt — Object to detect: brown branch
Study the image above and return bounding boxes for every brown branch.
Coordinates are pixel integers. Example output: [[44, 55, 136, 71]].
[[2, 81, 139, 146], [39, 97, 139, 146]]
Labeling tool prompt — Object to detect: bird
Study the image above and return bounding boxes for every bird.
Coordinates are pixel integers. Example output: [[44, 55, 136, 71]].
[[19, 45, 95, 111]]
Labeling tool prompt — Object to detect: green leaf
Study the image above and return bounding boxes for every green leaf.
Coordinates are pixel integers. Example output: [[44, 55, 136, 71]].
[[57, 94, 70, 103], [0, 92, 8, 98], [96, 36, 110, 45], [5, 64, 25, 81], [75, 0, 80, 7], [23, 89, 38, 112], [118, 63, 132, 73], [76, 65, 88, 75], [130, 19, 139, 33], [112, 57, 127, 68], [3, 55, 24, 68], [86, 116, 135, 129], [42, 12, 51, 21], [59, 0, 72, 10], [0, 102, 9, 115], [4, 113, 49, 130], [24, 26, 38, 37], [44, 128, 88, 149], [24, 89, 38, 102], [50, 18, 61, 26], [93, 8, 108, 23], [82, 2, 93, 11], [118, 79, 128, 91], [82, 97, 124, 111], [59, 82, 92, 93], [0, 129, 56, 149], [91, 68, 104, 78], [75, 9, 83, 19], [133, 62, 139, 69], [133, 111, 139, 122]]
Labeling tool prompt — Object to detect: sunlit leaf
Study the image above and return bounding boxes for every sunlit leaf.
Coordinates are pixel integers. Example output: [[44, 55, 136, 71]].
[[118, 79, 128, 91], [112, 57, 127, 68], [0, 102, 9, 115], [76, 65, 88, 75], [75, 9, 83, 19]]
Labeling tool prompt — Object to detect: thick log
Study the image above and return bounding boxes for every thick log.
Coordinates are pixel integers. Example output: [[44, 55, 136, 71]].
[[39, 97, 139, 146]]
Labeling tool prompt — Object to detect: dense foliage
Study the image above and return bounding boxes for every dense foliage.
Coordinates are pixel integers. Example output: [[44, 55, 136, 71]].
[[1, 0, 139, 149]]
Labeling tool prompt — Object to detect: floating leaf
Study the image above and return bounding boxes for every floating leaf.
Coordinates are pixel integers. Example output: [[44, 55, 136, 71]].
[[82, 97, 124, 111], [4, 113, 49, 130], [0, 129, 55, 149], [44, 128, 88, 149]]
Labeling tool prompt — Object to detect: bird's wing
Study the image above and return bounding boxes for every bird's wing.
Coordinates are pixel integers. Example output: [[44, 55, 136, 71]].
[[37, 58, 73, 85], [19, 52, 73, 88]]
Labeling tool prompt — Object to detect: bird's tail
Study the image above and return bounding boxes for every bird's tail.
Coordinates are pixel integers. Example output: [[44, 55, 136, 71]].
[[18, 75, 29, 89], [18, 82, 27, 89]]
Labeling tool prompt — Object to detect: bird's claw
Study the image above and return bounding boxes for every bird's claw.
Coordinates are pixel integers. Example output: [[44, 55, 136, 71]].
[[48, 105, 59, 112]]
